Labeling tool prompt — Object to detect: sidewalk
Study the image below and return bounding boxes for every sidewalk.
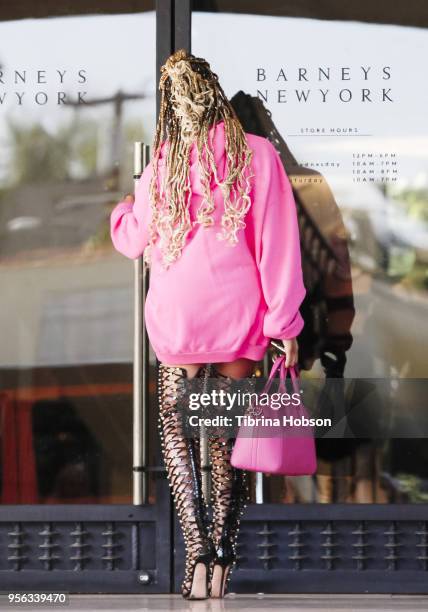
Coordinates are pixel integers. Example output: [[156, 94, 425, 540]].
[[42, 594, 428, 612]]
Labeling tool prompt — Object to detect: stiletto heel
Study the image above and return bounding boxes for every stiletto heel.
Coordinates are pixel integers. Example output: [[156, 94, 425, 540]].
[[186, 545, 215, 600], [210, 549, 237, 598], [209, 470, 249, 598]]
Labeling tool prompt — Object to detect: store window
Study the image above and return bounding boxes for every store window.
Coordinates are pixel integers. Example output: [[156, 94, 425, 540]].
[[0, 9, 156, 504], [192, 5, 428, 503]]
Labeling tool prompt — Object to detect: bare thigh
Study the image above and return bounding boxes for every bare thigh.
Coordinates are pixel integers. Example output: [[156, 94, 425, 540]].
[[214, 358, 255, 379], [161, 358, 255, 380]]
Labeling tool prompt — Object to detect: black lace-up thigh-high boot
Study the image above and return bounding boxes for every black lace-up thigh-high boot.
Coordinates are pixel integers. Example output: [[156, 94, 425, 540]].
[[157, 363, 215, 600], [205, 364, 252, 599]]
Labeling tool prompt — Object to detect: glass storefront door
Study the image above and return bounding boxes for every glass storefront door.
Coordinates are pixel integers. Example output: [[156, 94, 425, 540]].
[[191, 2, 428, 506], [176, 3, 428, 595], [0, 5, 174, 594], [0, 8, 158, 506]]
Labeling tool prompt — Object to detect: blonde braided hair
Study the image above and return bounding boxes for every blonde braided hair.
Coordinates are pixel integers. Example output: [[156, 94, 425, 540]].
[[145, 49, 254, 268]]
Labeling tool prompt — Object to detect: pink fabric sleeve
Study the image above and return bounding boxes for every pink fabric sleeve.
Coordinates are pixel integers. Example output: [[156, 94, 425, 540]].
[[110, 161, 154, 259], [254, 141, 306, 340]]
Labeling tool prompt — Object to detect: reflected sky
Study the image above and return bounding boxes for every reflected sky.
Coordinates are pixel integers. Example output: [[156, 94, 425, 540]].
[[0, 12, 156, 182], [193, 13, 428, 188]]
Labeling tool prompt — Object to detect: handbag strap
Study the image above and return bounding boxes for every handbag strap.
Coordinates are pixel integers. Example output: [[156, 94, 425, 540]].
[[262, 355, 285, 394], [279, 360, 301, 395], [262, 357, 302, 396]]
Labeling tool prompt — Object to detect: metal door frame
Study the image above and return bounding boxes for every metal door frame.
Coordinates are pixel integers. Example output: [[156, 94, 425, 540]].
[[174, 503, 428, 594], [0, 485, 171, 593]]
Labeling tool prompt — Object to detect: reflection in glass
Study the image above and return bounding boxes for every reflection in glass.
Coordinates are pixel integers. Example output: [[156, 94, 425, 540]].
[[0, 10, 156, 503], [193, 7, 428, 503]]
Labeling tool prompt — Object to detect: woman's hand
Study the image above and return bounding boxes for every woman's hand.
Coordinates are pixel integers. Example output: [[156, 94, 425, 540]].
[[281, 337, 299, 367], [123, 193, 134, 203]]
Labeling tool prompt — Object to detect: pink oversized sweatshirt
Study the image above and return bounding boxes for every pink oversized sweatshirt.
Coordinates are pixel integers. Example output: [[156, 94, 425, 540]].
[[110, 120, 306, 364]]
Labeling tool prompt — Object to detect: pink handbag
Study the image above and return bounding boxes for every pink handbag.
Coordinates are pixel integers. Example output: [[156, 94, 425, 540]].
[[231, 356, 317, 475]]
